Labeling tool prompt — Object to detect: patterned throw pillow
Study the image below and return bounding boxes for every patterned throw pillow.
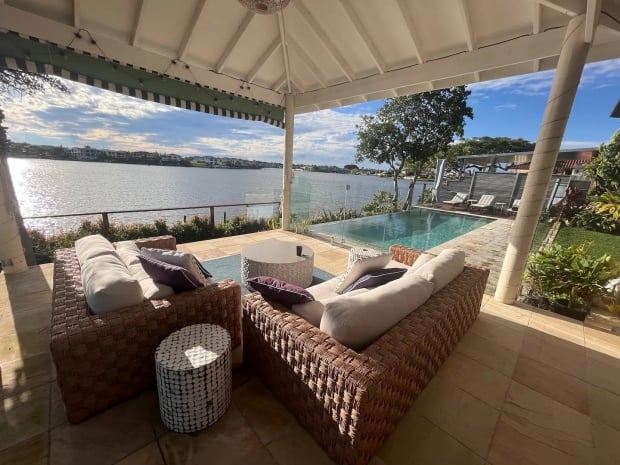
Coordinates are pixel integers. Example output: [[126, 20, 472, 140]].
[[247, 276, 314, 307], [138, 255, 202, 292], [334, 253, 391, 294], [341, 267, 407, 293]]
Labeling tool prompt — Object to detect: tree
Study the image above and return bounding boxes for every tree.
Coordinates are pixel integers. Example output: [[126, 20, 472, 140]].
[[1, 69, 68, 96], [586, 129, 620, 195], [439, 136, 535, 170], [355, 87, 473, 204]]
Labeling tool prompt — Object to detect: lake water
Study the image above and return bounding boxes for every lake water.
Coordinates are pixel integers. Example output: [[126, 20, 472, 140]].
[[7, 158, 426, 234]]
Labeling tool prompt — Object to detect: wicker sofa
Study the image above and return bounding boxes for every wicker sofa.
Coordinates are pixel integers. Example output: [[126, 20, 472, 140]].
[[51, 235, 242, 423], [242, 244, 489, 465]]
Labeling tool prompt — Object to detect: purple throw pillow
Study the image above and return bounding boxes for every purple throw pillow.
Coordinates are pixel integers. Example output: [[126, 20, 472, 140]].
[[138, 254, 201, 292], [341, 267, 407, 293], [247, 276, 314, 307]]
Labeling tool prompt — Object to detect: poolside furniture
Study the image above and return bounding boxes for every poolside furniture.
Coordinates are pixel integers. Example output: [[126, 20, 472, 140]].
[[494, 201, 507, 215], [469, 194, 496, 212], [507, 198, 521, 215], [243, 244, 489, 465], [51, 235, 242, 423], [442, 192, 468, 207], [156, 324, 231, 433], [347, 246, 381, 270], [241, 239, 314, 288]]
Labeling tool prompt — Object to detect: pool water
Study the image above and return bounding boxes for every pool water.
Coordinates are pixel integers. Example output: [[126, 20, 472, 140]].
[[308, 208, 493, 252]]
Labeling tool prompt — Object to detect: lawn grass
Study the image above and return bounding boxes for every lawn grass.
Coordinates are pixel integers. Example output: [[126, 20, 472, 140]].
[[554, 226, 620, 262], [530, 221, 552, 252]]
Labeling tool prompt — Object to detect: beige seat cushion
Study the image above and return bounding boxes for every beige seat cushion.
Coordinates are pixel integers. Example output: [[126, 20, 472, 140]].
[[80, 254, 144, 314], [115, 242, 174, 299], [292, 288, 369, 327], [411, 249, 465, 294], [320, 273, 434, 351]]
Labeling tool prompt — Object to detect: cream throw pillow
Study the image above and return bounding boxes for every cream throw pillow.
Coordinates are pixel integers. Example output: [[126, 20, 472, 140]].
[[75, 234, 116, 265], [411, 248, 465, 294], [292, 288, 369, 327], [321, 273, 434, 351], [405, 253, 435, 275], [115, 242, 174, 299], [335, 253, 391, 294]]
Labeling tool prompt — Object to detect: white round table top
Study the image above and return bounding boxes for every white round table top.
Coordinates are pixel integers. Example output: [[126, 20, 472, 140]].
[[156, 324, 230, 371], [241, 239, 313, 264]]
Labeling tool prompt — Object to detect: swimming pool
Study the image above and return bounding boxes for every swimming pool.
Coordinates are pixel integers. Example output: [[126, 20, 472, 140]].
[[308, 208, 493, 252]]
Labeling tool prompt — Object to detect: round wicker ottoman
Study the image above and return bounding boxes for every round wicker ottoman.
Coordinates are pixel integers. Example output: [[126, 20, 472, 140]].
[[155, 324, 231, 433], [347, 246, 380, 270]]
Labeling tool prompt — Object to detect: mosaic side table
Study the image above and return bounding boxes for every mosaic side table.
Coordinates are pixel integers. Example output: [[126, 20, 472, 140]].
[[155, 324, 231, 433], [347, 247, 380, 270], [241, 239, 314, 288]]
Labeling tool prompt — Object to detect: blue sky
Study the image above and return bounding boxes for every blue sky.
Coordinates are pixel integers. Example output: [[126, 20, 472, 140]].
[[1, 57, 619, 167]]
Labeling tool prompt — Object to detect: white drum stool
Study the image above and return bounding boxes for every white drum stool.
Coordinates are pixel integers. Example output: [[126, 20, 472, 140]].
[[155, 324, 231, 433], [347, 247, 380, 270]]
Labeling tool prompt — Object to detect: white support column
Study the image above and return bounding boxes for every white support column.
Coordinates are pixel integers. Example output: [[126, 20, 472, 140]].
[[0, 156, 27, 274], [495, 14, 590, 304], [281, 93, 294, 230]]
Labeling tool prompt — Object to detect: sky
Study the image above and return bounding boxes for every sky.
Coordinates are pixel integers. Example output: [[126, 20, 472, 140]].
[[1, 57, 619, 168]]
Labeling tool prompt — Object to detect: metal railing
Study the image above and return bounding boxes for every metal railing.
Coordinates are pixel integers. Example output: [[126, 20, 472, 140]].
[[23, 201, 281, 237]]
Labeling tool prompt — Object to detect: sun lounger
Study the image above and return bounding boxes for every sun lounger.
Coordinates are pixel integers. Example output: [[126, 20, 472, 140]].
[[469, 194, 495, 212], [442, 192, 468, 207]]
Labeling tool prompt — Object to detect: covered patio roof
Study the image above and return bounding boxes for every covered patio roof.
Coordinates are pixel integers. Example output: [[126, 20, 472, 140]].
[[1, 0, 619, 117]]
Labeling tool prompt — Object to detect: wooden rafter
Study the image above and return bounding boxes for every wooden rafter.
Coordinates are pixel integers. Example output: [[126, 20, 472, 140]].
[[178, 0, 208, 60], [395, 0, 424, 64], [585, 0, 602, 43], [277, 11, 292, 93], [246, 38, 281, 83], [286, 35, 327, 87], [131, 0, 146, 46], [215, 11, 254, 73], [339, 0, 385, 73], [292, 0, 354, 81]]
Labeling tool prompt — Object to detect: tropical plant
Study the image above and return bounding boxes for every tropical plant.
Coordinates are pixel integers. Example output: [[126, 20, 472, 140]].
[[362, 191, 399, 215], [355, 87, 473, 204], [437, 136, 535, 170], [525, 243, 616, 309], [591, 190, 620, 221], [586, 130, 620, 195], [571, 207, 619, 234]]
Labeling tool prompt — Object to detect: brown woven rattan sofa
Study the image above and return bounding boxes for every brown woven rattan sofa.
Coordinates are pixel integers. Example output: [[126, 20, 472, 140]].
[[51, 235, 241, 423], [242, 244, 489, 465]]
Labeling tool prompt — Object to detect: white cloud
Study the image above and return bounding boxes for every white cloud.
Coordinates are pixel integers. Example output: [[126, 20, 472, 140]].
[[494, 103, 517, 111], [560, 140, 604, 149]]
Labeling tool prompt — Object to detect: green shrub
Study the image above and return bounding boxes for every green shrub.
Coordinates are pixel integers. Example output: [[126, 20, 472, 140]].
[[362, 191, 398, 214], [525, 243, 617, 308], [571, 207, 619, 234]]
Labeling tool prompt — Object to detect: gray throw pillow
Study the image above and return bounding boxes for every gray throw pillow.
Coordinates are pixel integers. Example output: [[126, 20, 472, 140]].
[[341, 268, 406, 293]]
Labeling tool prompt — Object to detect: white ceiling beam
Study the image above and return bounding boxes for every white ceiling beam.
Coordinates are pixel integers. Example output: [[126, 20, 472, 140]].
[[395, 0, 424, 64], [0, 3, 282, 106], [246, 38, 281, 83], [178, 0, 208, 60], [585, 0, 602, 43], [296, 27, 568, 109], [73, 0, 80, 28], [536, 0, 584, 16], [292, 0, 354, 81], [600, 12, 620, 35], [274, 73, 287, 92], [457, 0, 475, 51], [339, 0, 385, 73], [533, 2, 542, 72], [286, 35, 327, 87], [131, 0, 146, 46], [216, 11, 254, 73], [277, 11, 292, 93]]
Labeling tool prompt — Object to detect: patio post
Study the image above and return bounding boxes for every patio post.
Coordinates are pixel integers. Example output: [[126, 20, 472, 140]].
[[0, 156, 28, 273], [282, 93, 294, 230], [495, 13, 590, 304]]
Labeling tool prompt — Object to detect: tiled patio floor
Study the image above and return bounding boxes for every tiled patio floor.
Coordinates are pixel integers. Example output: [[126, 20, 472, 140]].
[[2, 229, 620, 465]]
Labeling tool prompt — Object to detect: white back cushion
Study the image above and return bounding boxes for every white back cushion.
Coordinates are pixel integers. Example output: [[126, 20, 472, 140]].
[[405, 253, 435, 274], [80, 254, 144, 314], [412, 248, 465, 294], [75, 234, 116, 265], [292, 288, 369, 327], [334, 253, 391, 294], [115, 242, 174, 299], [321, 273, 434, 351]]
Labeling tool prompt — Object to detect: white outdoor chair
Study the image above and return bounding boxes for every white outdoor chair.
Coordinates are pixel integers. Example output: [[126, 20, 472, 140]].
[[469, 194, 496, 212], [442, 192, 468, 207]]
